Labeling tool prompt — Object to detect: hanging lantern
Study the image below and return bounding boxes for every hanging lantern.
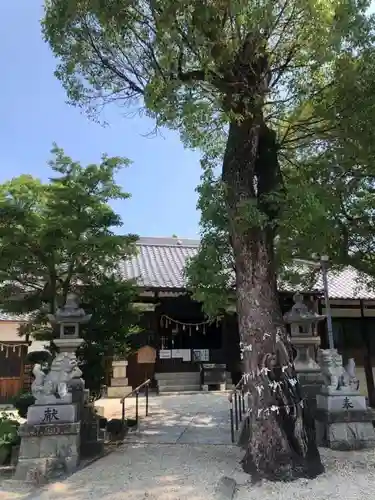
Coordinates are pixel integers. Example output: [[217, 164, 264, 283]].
[[196, 325, 199, 331], [203, 324, 206, 335]]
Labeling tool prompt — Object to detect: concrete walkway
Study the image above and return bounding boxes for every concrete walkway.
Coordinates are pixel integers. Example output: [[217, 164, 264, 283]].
[[1, 394, 248, 500]]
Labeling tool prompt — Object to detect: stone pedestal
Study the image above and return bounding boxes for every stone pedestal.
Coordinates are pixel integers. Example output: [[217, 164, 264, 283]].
[[68, 378, 86, 420], [315, 349, 375, 450], [297, 371, 324, 413], [107, 360, 132, 398], [15, 422, 80, 482], [80, 402, 104, 458], [315, 393, 375, 450], [15, 293, 102, 482]]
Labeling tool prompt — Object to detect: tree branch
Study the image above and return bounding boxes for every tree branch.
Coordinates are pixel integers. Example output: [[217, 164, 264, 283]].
[[83, 19, 145, 96]]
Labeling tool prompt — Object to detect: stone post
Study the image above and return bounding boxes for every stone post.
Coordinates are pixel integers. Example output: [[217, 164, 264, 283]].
[[315, 349, 375, 450], [283, 292, 325, 411], [107, 359, 132, 398], [14, 293, 96, 482]]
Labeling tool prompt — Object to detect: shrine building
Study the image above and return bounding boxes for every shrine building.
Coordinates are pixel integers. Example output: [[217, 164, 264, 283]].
[[2, 236, 375, 405], [118, 237, 375, 403]]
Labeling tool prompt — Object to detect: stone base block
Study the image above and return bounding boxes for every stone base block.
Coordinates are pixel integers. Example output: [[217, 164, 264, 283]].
[[110, 377, 129, 387], [27, 404, 77, 425], [15, 422, 80, 483], [316, 393, 366, 412], [315, 408, 375, 450], [14, 455, 79, 483], [107, 385, 132, 398]]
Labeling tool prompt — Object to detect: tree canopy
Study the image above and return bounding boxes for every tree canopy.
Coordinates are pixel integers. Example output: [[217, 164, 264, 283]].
[[42, 0, 372, 150], [0, 145, 138, 334], [184, 10, 375, 315]]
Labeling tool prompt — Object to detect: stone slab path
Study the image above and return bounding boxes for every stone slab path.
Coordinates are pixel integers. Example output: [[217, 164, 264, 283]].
[[1, 394, 248, 500], [125, 392, 234, 445]]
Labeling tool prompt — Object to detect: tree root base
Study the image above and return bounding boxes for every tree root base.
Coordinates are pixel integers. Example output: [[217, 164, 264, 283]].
[[242, 453, 325, 483], [241, 415, 325, 483]]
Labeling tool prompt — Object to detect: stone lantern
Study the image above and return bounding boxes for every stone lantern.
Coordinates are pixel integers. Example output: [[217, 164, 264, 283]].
[[283, 292, 325, 408], [47, 292, 91, 353], [47, 293, 94, 419]]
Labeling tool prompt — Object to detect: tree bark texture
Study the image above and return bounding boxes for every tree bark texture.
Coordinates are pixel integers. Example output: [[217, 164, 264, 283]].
[[222, 116, 324, 481]]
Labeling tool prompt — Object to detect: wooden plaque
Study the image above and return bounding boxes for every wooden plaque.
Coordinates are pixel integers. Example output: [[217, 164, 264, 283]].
[[137, 345, 156, 364]]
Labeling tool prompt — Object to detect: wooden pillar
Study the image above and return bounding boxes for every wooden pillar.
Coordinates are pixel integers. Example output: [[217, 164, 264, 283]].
[[360, 300, 375, 407], [153, 299, 162, 374]]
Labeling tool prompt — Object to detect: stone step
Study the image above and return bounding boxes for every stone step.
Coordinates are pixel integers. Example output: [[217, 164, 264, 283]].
[[158, 384, 201, 392], [157, 377, 200, 385], [157, 382, 201, 390], [155, 372, 200, 381]]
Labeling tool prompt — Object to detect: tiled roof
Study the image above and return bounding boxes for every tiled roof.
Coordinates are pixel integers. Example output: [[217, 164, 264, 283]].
[[1, 237, 374, 323], [315, 266, 375, 300], [118, 237, 375, 300], [117, 236, 199, 289]]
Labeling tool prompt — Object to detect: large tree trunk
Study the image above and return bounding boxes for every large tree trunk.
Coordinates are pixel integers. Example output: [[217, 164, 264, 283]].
[[222, 118, 324, 481]]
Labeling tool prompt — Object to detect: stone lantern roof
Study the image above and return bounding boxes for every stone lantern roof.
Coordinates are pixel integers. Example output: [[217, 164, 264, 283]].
[[47, 293, 91, 326]]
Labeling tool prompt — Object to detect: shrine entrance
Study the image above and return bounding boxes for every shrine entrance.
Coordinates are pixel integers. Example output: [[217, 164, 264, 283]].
[[155, 296, 224, 375]]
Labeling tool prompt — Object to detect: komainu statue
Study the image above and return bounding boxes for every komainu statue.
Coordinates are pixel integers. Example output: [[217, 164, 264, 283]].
[[317, 349, 344, 393], [31, 352, 82, 404], [317, 349, 360, 394]]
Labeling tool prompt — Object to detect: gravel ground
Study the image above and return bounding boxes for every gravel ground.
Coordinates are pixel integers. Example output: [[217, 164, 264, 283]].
[[1, 394, 375, 499], [236, 448, 375, 500], [2, 446, 375, 500], [24, 443, 246, 500]]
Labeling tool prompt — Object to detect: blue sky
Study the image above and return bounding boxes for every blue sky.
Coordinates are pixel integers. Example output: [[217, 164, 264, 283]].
[[0, 2, 201, 238]]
